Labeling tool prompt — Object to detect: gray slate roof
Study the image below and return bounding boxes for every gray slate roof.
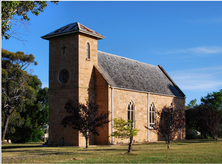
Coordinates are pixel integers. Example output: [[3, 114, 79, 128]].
[[41, 22, 105, 40], [97, 51, 185, 98]]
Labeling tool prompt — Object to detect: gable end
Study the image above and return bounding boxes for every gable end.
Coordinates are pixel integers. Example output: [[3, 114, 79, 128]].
[[158, 65, 185, 98]]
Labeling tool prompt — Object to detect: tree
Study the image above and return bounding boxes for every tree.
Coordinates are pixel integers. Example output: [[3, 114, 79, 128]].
[[6, 77, 49, 143], [1, 1, 58, 40], [5, 86, 49, 143], [185, 107, 200, 138], [185, 99, 199, 139], [201, 89, 222, 112], [197, 104, 222, 142], [112, 117, 139, 153], [185, 90, 222, 139], [145, 106, 185, 149], [1, 49, 37, 141], [186, 99, 197, 110], [61, 100, 110, 148], [200, 90, 222, 139]]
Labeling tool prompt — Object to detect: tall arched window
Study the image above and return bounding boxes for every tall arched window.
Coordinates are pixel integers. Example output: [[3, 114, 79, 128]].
[[87, 43, 90, 59], [128, 101, 135, 127], [149, 103, 155, 128]]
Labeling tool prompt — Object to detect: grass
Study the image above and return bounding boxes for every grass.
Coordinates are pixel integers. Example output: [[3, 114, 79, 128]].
[[2, 139, 222, 163]]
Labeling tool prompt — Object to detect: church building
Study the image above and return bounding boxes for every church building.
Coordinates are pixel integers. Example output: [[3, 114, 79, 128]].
[[42, 22, 185, 147]]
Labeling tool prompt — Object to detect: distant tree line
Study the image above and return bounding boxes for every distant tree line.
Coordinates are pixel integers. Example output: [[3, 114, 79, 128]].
[[186, 89, 222, 141]]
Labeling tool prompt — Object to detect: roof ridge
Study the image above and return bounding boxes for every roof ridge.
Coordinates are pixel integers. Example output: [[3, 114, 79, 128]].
[[76, 22, 80, 30], [98, 50, 157, 68]]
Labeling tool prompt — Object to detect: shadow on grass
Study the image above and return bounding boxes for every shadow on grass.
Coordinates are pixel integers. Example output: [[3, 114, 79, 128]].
[[79, 148, 125, 152], [2, 151, 78, 162], [2, 144, 47, 149], [183, 139, 219, 143], [171, 139, 220, 146], [2, 149, 76, 155]]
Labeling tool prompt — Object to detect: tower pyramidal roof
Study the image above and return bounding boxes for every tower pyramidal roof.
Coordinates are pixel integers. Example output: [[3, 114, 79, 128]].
[[41, 22, 105, 40]]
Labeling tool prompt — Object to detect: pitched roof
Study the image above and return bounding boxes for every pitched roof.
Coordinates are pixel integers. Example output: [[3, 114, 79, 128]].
[[97, 51, 185, 98], [41, 22, 105, 40]]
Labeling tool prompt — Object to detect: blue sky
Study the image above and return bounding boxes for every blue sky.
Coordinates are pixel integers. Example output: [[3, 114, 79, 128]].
[[2, 1, 222, 105]]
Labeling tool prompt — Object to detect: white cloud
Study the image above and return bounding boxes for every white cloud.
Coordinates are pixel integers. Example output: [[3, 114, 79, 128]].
[[170, 66, 222, 91], [189, 46, 222, 54], [178, 80, 222, 91], [164, 46, 222, 55]]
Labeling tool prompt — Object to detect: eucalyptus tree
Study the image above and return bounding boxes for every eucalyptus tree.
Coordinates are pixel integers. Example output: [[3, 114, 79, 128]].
[[1, 49, 37, 141], [6, 77, 49, 143], [1, 1, 58, 39]]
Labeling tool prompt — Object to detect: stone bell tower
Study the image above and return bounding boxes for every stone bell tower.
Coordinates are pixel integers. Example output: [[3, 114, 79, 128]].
[[41, 22, 105, 146]]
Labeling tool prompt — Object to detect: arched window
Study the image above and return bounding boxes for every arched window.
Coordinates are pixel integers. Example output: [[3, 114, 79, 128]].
[[87, 43, 90, 59], [149, 103, 155, 128], [128, 101, 135, 127]]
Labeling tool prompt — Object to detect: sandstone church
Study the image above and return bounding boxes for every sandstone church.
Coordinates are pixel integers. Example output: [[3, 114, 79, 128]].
[[42, 22, 185, 147]]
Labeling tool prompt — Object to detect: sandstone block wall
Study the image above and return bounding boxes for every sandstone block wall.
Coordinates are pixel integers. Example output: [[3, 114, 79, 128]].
[[78, 34, 98, 146], [108, 88, 185, 144], [48, 34, 79, 146], [48, 33, 101, 147], [95, 68, 109, 145], [78, 34, 98, 103]]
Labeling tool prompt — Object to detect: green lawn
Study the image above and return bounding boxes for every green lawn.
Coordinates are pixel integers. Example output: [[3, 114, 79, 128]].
[[2, 139, 222, 163]]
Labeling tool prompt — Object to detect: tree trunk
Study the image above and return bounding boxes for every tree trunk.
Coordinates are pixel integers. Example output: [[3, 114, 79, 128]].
[[167, 140, 171, 149], [128, 136, 133, 153], [85, 135, 89, 148], [2, 114, 10, 142], [212, 132, 218, 142], [214, 134, 218, 142]]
